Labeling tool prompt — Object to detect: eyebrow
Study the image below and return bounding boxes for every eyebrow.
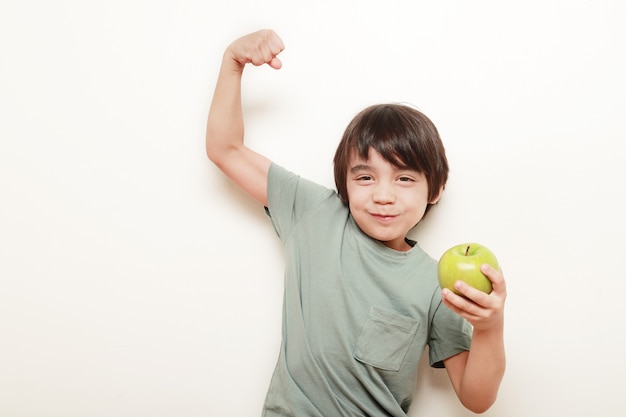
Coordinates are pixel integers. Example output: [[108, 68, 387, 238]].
[[349, 164, 371, 173]]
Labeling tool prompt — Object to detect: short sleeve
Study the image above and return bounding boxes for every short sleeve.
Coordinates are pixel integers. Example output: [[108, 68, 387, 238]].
[[427, 289, 473, 368], [265, 163, 336, 241]]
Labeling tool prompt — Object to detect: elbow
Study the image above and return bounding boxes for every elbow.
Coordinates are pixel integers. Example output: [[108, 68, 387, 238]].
[[205, 129, 239, 168], [205, 133, 217, 162], [206, 146, 226, 171], [205, 134, 223, 166], [466, 404, 492, 415], [460, 394, 497, 414], [205, 137, 238, 173], [206, 144, 218, 164]]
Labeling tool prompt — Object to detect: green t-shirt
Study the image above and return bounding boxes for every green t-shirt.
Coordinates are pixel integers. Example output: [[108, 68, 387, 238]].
[[262, 163, 472, 417]]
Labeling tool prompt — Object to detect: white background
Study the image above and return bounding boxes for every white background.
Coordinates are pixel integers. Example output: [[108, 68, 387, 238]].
[[1, 1, 625, 416]]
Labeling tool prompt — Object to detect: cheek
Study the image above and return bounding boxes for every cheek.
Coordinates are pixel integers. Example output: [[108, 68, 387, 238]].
[[346, 186, 366, 205], [402, 193, 429, 213], [345, 185, 356, 203]]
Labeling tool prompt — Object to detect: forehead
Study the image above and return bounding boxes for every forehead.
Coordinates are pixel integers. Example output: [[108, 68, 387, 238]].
[[348, 148, 410, 170], [348, 148, 376, 166]]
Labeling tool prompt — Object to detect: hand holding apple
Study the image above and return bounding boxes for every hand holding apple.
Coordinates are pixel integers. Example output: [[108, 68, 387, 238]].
[[437, 243, 499, 296]]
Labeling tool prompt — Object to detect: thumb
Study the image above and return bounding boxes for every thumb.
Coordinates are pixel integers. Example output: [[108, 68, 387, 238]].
[[268, 56, 283, 69]]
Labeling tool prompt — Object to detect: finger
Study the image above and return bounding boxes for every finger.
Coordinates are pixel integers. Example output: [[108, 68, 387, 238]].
[[230, 30, 284, 67], [250, 30, 283, 66], [265, 30, 285, 51], [442, 289, 484, 321], [250, 45, 273, 66], [261, 37, 285, 69], [481, 264, 507, 295], [267, 32, 285, 56], [449, 281, 491, 310], [259, 44, 278, 66]]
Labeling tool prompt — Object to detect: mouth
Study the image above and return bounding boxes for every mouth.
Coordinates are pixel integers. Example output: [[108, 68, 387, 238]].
[[370, 213, 397, 222]]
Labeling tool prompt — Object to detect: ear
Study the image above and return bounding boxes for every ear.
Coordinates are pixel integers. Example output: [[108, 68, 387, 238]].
[[429, 186, 444, 205]]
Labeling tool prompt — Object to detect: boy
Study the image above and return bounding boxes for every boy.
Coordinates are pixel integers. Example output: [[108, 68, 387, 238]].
[[206, 29, 506, 416]]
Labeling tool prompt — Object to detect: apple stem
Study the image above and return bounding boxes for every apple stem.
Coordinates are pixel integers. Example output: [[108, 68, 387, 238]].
[[465, 245, 470, 256]]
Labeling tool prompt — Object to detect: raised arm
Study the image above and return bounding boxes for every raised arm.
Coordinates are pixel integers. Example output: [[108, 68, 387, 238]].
[[206, 29, 285, 206]]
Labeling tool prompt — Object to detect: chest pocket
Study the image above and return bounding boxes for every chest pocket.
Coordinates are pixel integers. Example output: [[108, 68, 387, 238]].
[[353, 306, 420, 371]]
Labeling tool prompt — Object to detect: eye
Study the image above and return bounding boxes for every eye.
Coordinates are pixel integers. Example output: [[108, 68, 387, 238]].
[[356, 175, 373, 181], [398, 176, 415, 182]]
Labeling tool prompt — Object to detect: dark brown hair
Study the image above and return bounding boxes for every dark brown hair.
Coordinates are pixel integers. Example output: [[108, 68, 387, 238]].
[[333, 103, 449, 212]]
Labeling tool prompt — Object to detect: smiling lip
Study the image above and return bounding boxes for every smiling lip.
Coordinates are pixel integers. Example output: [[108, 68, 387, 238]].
[[371, 213, 397, 221]]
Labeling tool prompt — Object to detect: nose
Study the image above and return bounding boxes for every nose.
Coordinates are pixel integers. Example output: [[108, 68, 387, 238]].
[[372, 183, 395, 204]]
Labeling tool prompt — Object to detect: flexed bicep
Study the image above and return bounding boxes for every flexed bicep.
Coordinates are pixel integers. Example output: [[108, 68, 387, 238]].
[[206, 29, 285, 206]]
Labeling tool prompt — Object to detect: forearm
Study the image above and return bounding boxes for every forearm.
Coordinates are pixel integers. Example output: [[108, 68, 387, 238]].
[[441, 263, 507, 413], [206, 53, 246, 166], [459, 325, 506, 413]]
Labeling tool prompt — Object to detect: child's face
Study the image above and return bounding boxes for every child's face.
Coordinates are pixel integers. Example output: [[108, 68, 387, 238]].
[[346, 149, 440, 252]]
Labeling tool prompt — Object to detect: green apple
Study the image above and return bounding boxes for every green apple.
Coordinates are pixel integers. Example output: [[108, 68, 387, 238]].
[[437, 243, 499, 296]]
